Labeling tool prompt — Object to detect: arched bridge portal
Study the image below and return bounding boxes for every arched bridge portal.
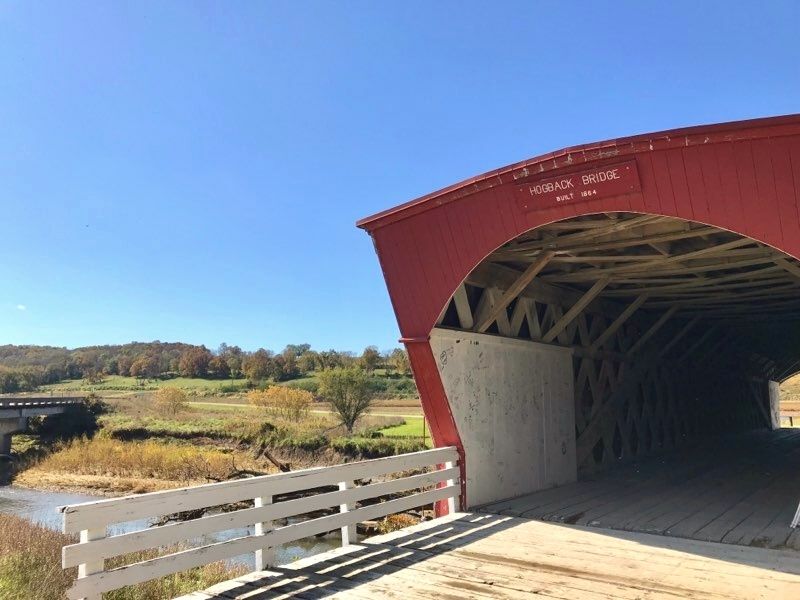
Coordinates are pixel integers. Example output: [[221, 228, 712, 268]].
[[358, 116, 800, 548]]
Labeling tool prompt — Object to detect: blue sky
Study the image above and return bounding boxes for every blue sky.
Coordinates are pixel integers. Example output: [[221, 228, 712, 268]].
[[1, 2, 798, 352]]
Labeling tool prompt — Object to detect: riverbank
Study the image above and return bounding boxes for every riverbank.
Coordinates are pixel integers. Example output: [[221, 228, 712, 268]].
[[14, 436, 271, 495], [8, 393, 428, 497]]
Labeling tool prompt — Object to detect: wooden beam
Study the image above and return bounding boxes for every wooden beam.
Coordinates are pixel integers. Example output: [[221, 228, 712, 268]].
[[542, 238, 757, 283], [589, 294, 649, 353], [451, 284, 473, 330], [626, 306, 679, 355], [466, 262, 628, 319], [647, 285, 799, 308], [675, 325, 719, 363], [775, 257, 800, 281], [475, 251, 554, 332], [657, 316, 700, 358], [602, 265, 785, 296], [502, 226, 722, 260], [575, 356, 659, 466], [542, 277, 611, 343], [473, 288, 511, 336], [509, 215, 664, 253]]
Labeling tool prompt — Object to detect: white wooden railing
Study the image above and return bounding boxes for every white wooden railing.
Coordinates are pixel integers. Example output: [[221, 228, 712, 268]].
[[59, 446, 459, 600]]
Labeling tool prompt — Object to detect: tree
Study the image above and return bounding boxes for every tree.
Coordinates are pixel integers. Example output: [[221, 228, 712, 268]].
[[317, 367, 373, 434], [359, 346, 381, 373], [178, 346, 212, 378], [247, 386, 312, 420], [278, 349, 300, 380], [218, 344, 244, 378], [243, 348, 274, 381], [388, 348, 411, 375], [208, 355, 231, 379], [129, 354, 160, 380], [117, 354, 133, 377], [297, 350, 319, 374], [283, 343, 311, 357], [154, 387, 188, 416]]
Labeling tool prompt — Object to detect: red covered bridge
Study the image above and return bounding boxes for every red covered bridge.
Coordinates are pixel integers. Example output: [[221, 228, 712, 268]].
[[357, 114, 800, 520]]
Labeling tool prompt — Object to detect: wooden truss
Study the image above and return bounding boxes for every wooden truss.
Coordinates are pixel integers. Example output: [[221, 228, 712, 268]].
[[436, 212, 794, 472]]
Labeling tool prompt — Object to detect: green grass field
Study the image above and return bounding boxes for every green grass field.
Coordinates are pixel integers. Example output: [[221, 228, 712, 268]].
[[379, 416, 426, 438], [40, 375, 249, 394]]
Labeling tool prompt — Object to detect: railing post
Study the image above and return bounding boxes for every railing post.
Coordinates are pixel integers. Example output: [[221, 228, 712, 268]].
[[339, 480, 356, 546], [445, 461, 458, 514], [77, 527, 104, 600], [254, 495, 274, 570]]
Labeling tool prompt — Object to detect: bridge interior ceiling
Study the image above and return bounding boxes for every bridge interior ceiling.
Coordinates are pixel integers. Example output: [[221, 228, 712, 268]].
[[436, 212, 800, 473]]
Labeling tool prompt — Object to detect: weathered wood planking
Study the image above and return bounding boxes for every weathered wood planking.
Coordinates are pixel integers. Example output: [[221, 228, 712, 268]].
[[479, 429, 800, 551], [179, 512, 800, 600]]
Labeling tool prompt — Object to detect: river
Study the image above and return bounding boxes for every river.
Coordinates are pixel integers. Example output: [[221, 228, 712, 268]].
[[0, 485, 341, 568]]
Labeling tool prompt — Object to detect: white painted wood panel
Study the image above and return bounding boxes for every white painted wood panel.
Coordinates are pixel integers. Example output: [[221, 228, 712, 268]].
[[60, 447, 459, 599], [60, 446, 457, 533], [430, 328, 576, 507]]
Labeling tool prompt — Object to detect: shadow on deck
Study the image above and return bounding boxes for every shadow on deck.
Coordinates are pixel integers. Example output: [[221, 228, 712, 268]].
[[182, 512, 800, 600]]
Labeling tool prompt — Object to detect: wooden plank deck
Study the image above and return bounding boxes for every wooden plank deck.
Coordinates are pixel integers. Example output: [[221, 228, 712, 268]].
[[480, 428, 800, 551], [180, 512, 800, 599]]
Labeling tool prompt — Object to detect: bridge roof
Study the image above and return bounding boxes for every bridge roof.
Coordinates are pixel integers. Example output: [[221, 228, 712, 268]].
[[357, 114, 800, 232]]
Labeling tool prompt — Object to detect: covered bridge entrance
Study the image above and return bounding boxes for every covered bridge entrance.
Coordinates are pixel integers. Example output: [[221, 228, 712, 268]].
[[357, 115, 800, 551]]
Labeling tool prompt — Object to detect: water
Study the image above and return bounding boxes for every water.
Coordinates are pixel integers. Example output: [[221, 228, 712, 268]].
[[0, 485, 341, 568]]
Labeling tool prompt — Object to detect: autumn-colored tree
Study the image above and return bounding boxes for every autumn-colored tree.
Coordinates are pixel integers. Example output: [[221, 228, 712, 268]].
[[117, 355, 134, 377], [129, 354, 160, 380], [297, 350, 319, 374], [278, 349, 300, 380], [317, 367, 373, 434], [218, 343, 244, 378], [154, 387, 188, 416], [283, 343, 311, 357], [359, 346, 381, 373], [388, 348, 411, 375], [208, 355, 231, 379], [243, 349, 274, 381], [83, 368, 104, 385], [178, 347, 212, 378], [247, 386, 312, 420]]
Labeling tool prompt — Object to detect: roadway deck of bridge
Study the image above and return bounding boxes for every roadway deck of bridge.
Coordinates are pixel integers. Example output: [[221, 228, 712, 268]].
[[480, 428, 800, 552], [181, 512, 800, 599]]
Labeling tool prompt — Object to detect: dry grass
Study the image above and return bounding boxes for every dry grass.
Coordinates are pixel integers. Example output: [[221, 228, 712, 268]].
[[17, 436, 270, 494], [0, 514, 245, 600], [0, 514, 75, 600], [376, 512, 420, 534]]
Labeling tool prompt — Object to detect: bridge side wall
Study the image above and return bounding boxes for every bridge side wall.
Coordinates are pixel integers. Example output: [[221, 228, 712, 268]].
[[430, 328, 576, 508]]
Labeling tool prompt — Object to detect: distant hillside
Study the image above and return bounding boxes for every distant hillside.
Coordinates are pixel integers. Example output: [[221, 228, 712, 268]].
[[0, 342, 410, 394]]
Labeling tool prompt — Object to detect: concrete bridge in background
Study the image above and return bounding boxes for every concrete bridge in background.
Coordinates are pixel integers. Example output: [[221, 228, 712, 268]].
[[0, 396, 84, 455]]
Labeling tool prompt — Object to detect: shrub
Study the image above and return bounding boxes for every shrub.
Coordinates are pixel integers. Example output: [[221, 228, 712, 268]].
[[219, 381, 247, 394], [377, 512, 419, 534], [330, 436, 426, 458], [284, 378, 319, 394], [318, 368, 373, 433], [247, 386, 312, 420], [154, 387, 188, 416]]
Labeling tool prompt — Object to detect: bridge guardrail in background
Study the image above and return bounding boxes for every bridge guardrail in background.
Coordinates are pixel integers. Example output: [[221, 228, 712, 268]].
[[0, 397, 84, 408], [59, 446, 460, 600]]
